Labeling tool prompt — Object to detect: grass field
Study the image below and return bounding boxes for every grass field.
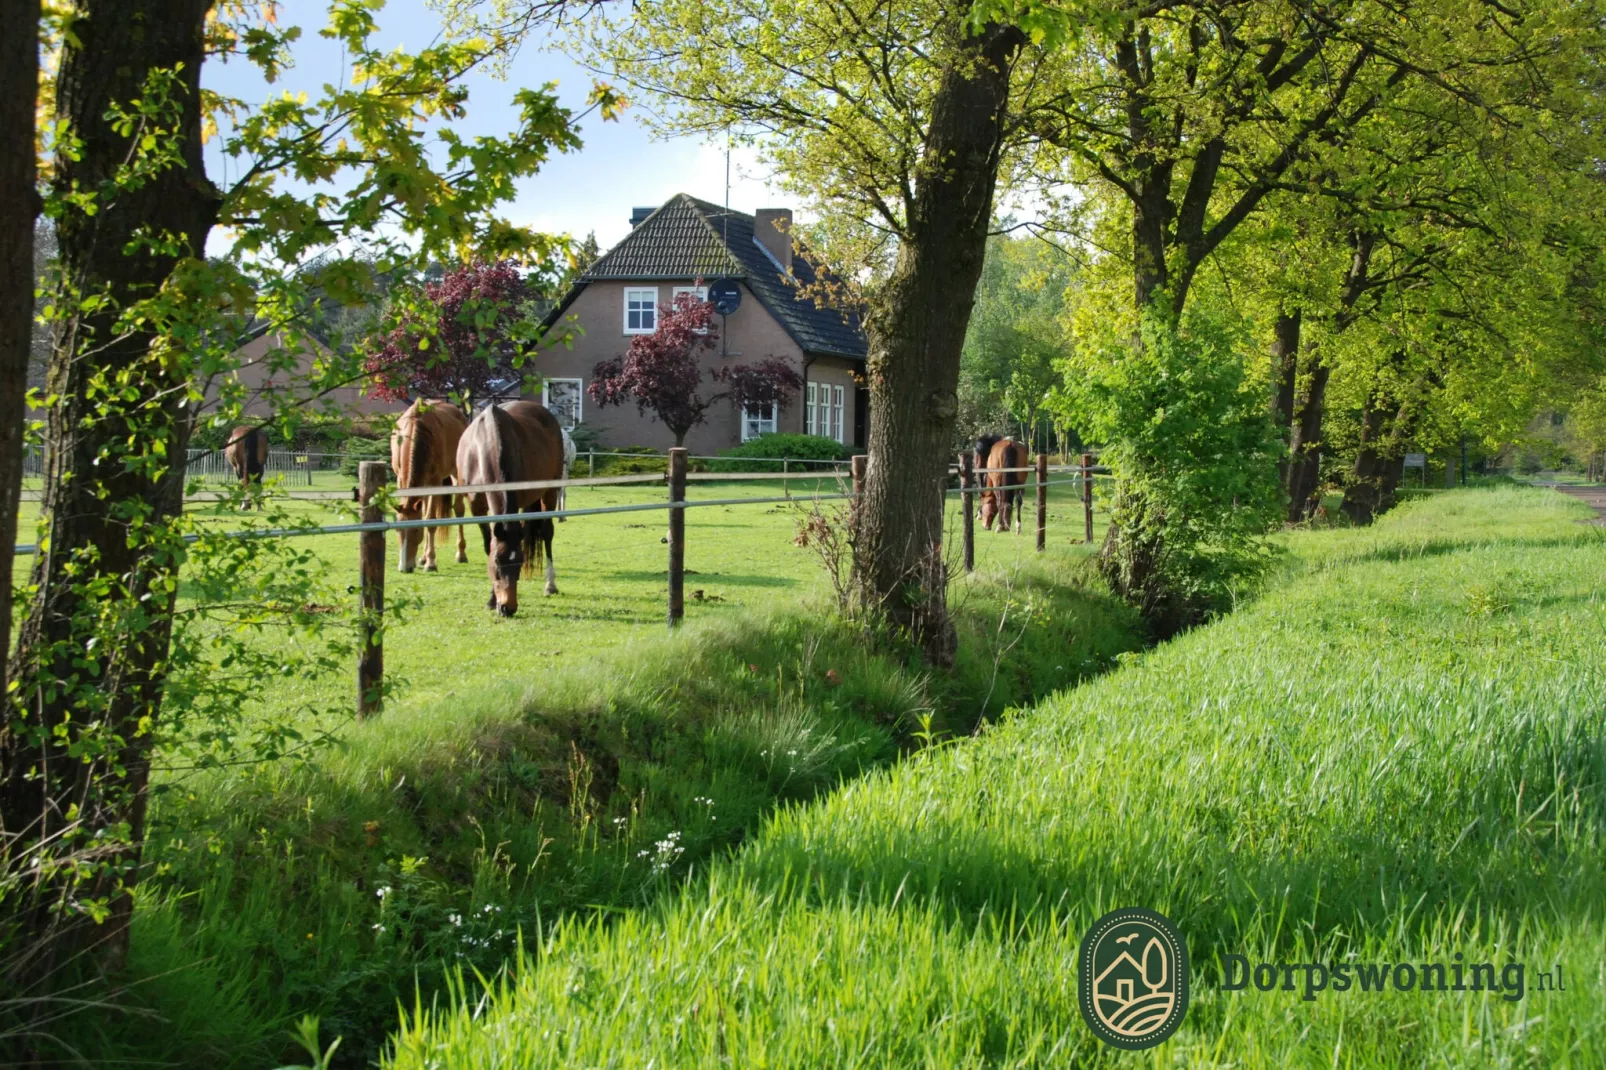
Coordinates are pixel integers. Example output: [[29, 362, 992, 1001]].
[[46, 471, 1138, 1066], [385, 486, 1606, 1067]]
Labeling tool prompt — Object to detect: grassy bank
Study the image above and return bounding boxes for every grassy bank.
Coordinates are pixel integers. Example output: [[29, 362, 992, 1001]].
[[390, 487, 1606, 1067], [84, 544, 1138, 1066]]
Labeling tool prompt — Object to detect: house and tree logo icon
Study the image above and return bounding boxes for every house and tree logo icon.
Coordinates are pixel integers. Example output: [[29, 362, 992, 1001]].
[[1077, 907, 1190, 1049]]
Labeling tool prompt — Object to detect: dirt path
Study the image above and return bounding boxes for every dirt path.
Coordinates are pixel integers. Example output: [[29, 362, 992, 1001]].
[[1550, 484, 1606, 524]]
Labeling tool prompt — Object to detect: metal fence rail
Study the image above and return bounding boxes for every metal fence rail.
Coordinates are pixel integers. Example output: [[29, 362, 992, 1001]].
[[15, 447, 1108, 717]]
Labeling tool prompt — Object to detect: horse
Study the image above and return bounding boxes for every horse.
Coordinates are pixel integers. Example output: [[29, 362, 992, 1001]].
[[456, 400, 565, 617], [557, 427, 577, 521], [974, 435, 1030, 533], [224, 426, 269, 508], [391, 398, 470, 573]]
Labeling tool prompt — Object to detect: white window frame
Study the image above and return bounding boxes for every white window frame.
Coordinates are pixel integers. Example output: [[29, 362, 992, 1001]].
[[624, 287, 658, 334], [831, 384, 845, 444], [542, 377, 583, 430], [805, 382, 818, 437], [672, 285, 709, 332], [742, 402, 777, 442]]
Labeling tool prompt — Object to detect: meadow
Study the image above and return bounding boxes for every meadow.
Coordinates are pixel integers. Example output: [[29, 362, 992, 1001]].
[[384, 487, 1606, 1068], [44, 472, 1139, 1066]]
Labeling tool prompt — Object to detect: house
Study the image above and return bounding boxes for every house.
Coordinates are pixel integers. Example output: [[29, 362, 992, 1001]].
[[202, 321, 406, 421], [537, 194, 869, 454]]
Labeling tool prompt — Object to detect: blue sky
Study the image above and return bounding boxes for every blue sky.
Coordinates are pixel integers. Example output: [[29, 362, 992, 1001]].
[[202, 0, 787, 255]]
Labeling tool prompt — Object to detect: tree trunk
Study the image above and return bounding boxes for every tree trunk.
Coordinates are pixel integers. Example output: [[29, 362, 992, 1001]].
[[1286, 358, 1330, 521], [1341, 393, 1392, 525], [853, 19, 1024, 666], [1269, 309, 1301, 504], [0, 0, 41, 712], [2, 0, 218, 993]]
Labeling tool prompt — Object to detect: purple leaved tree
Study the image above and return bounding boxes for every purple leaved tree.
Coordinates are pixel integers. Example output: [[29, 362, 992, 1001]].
[[366, 260, 537, 410], [589, 289, 801, 447]]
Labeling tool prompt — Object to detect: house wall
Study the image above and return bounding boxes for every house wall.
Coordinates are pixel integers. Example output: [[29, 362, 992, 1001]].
[[202, 330, 406, 421], [534, 279, 859, 455]]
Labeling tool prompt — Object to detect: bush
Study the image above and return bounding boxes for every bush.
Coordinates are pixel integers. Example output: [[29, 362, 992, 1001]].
[[590, 446, 667, 475], [1059, 305, 1284, 634], [707, 433, 853, 473], [338, 436, 391, 478]]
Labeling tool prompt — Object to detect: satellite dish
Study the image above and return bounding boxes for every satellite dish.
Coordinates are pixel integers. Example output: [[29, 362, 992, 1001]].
[[709, 278, 742, 316]]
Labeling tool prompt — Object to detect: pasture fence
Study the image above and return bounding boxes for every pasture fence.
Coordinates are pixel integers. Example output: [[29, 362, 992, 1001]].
[[16, 448, 1110, 717]]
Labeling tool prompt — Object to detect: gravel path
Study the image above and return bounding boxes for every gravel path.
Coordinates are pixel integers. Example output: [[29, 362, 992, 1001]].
[[1550, 484, 1606, 524]]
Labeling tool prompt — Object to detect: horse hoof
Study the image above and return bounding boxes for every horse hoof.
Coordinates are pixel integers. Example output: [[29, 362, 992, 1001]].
[[545, 585, 558, 596], [456, 554, 467, 564], [398, 564, 413, 574], [424, 562, 438, 573]]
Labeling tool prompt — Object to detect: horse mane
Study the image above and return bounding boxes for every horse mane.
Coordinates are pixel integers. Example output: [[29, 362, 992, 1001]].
[[481, 403, 538, 579], [405, 404, 431, 490]]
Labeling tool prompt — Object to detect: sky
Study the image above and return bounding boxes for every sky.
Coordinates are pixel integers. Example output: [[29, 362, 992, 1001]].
[[202, 0, 789, 256]]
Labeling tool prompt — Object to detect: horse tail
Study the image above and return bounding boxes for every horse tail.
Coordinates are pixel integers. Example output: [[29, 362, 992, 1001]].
[[407, 406, 430, 491], [521, 516, 542, 580]]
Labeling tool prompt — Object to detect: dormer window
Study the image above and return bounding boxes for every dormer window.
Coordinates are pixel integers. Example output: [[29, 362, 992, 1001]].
[[624, 287, 658, 334]]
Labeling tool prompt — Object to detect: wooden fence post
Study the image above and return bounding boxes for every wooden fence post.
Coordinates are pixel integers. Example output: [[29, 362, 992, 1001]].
[[1036, 452, 1048, 552], [588, 449, 594, 478], [1081, 452, 1094, 544], [357, 460, 385, 717], [960, 450, 975, 573], [667, 447, 687, 629], [850, 453, 867, 500]]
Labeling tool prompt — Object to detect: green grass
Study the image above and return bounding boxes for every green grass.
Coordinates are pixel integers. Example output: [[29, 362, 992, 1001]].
[[48, 473, 1133, 1066], [386, 486, 1606, 1067]]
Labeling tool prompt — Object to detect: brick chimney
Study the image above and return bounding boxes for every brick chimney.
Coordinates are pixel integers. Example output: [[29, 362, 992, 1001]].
[[754, 208, 793, 274]]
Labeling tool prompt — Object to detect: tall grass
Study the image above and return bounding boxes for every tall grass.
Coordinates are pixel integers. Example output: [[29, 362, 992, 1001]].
[[390, 487, 1606, 1067], [79, 552, 1137, 1067]]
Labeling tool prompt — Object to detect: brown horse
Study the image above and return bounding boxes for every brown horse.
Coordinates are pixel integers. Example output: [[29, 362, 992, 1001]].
[[456, 400, 565, 617], [975, 435, 1029, 533], [391, 399, 470, 573], [224, 426, 269, 508]]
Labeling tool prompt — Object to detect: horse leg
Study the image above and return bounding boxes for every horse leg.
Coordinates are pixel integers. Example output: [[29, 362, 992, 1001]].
[[541, 516, 557, 595], [453, 490, 467, 563], [423, 494, 440, 571]]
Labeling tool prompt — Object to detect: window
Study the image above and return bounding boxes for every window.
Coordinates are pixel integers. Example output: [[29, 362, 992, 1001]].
[[742, 402, 776, 442], [804, 382, 818, 436], [831, 384, 845, 444], [672, 285, 709, 332], [543, 378, 583, 430], [624, 287, 658, 334]]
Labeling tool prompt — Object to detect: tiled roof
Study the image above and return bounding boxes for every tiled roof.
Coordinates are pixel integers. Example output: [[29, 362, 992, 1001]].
[[550, 194, 867, 361]]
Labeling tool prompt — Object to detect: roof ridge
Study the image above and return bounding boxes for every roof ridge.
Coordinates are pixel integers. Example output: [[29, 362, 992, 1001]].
[[679, 194, 745, 275]]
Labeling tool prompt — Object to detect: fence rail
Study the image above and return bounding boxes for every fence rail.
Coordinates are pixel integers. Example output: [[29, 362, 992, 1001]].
[[14, 448, 1109, 717]]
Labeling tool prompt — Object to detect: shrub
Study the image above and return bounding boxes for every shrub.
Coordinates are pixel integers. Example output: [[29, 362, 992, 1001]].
[[1059, 305, 1284, 634], [339, 436, 391, 478], [708, 433, 852, 473]]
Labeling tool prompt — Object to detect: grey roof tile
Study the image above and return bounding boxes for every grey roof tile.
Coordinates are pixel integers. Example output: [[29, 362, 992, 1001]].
[[551, 194, 866, 361]]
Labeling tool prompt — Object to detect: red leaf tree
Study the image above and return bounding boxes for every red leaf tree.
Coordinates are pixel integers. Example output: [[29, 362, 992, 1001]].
[[589, 289, 802, 446], [366, 260, 538, 409]]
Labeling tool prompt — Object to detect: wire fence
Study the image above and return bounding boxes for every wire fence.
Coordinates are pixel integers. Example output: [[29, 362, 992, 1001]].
[[13, 447, 1112, 717], [22, 446, 351, 486]]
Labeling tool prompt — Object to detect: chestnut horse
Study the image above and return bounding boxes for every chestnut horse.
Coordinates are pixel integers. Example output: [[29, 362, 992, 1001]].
[[456, 401, 565, 617], [391, 398, 470, 572], [975, 435, 1029, 533], [224, 426, 269, 508]]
